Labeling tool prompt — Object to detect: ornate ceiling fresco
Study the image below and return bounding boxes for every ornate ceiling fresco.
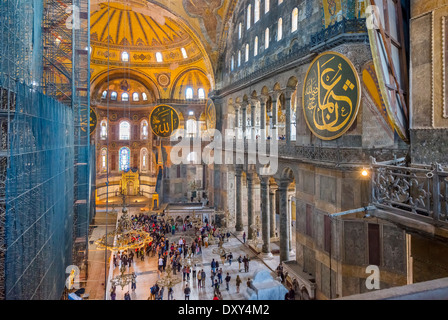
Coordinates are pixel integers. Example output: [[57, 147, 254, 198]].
[[90, 0, 238, 97]]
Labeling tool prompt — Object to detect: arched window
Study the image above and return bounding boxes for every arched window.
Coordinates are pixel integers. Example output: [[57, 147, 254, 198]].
[[141, 119, 148, 140], [121, 51, 129, 62], [100, 120, 107, 140], [278, 18, 283, 41], [119, 147, 130, 172], [156, 52, 163, 62], [247, 4, 251, 29], [186, 118, 197, 137], [187, 152, 198, 163], [238, 50, 241, 66], [121, 92, 129, 101], [245, 44, 249, 62], [254, 37, 258, 56], [101, 90, 108, 99], [231, 55, 234, 71], [101, 148, 108, 172], [292, 8, 299, 32], [278, 0, 283, 4], [265, 28, 269, 49], [133, 92, 139, 101], [238, 23, 242, 39], [198, 88, 205, 100], [111, 91, 117, 100], [265, 0, 270, 14], [254, 0, 260, 23], [119, 121, 131, 140], [142, 92, 148, 101], [181, 47, 188, 59], [140, 148, 148, 171], [186, 88, 193, 99]]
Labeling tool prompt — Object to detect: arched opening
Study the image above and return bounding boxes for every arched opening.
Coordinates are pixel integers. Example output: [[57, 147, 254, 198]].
[[119, 121, 131, 140]]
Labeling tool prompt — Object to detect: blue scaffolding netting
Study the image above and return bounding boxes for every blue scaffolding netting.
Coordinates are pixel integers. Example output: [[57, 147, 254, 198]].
[[0, 0, 92, 300], [5, 82, 75, 300]]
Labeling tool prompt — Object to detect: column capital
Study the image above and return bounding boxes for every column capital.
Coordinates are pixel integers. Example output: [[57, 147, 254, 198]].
[[260, 175, 270, 185], [258, 95, 268, 104], [283, 88, 295, 99], [235, 165, 244, 175]]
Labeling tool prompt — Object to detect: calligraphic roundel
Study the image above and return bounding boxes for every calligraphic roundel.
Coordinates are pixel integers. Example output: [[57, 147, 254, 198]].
[[149, 105, 180, 138], [302, 51, 361, 140]]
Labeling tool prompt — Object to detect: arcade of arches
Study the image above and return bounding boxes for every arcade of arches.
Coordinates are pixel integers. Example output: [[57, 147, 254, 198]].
[[86, 0, 448, 301]]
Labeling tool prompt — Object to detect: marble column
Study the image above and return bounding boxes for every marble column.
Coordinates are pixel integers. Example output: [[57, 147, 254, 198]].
[[279, 180, 290, 262], [269, 186, 277, 238], [247, 173, 255, 240], [284, 91, 292, 145], [260, 177, 271, 254], [250, 100, 256, 139], [235, 166, 243, 232], [242, 105, 247, 139], [259, 96, 267, 139]]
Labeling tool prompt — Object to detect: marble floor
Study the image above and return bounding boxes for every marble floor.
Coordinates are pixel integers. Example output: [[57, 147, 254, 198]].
[[84, 205, 291, 301]]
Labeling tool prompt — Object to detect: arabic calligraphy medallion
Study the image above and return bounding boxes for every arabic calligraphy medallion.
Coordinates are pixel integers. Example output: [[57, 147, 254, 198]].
[[149, 105, 180, 138], [302, 51, 361, 140]]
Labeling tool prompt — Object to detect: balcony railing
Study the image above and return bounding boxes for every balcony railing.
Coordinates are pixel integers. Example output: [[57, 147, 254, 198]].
[[371, 157, 448, 226]]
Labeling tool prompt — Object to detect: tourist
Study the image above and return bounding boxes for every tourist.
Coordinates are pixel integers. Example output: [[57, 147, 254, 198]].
[[246, 278, 252, 288], [182, 265, 187, 281], [110, 285, 116, 300], [237, 255, 243, 271], [227, 252, 233, 266], [168, 287, 174, 300], [201, 269, 206, 287], [124, 291, 131, 300], [218, 268, 223, 284], [131, 276, 136, 291], [210, 269, 216, 287], [225, 273, 231, 291], [211, 258, 216, 273], [243, 232, 246, 243], [197, 268, 202, 288], [184, 284, 191, 300], [243, 256, 250, 272], [213, 279, 220, 295], [235, 275, 242, 293]]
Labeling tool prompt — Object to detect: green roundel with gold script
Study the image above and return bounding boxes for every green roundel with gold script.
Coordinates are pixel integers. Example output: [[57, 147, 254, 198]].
[[149, 104, 180, 138], [302, 51, 361, 140]]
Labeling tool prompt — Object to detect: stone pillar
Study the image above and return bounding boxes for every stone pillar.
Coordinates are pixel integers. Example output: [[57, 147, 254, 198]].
[[269, 186, 277, 238], [247, 173, 255, 240], [250, 101, 256, 139], [284, 90, 292, 144], [242, 104, 247, 139], [279, 180, 290, 262], [235, 166, 243, 232], [259, 96, 267, 137], [271, 95, 277, 129], [260, 177, 271, 254]]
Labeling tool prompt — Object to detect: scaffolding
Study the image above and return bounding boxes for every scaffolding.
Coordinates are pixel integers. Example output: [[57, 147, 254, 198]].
[[0, 0, 91, 299]]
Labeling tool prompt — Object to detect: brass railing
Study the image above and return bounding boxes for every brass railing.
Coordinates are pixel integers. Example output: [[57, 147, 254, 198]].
[[370, 157, 448, 226]]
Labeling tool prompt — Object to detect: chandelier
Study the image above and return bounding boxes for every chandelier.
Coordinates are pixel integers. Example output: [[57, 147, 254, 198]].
[[110, 264, 136, 290], [95, 196, 153, 251], [179, 247, 202, 268], [248, 215, 262, 247], [157, 264, 182, 288], [212, 237, 230, 256]]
